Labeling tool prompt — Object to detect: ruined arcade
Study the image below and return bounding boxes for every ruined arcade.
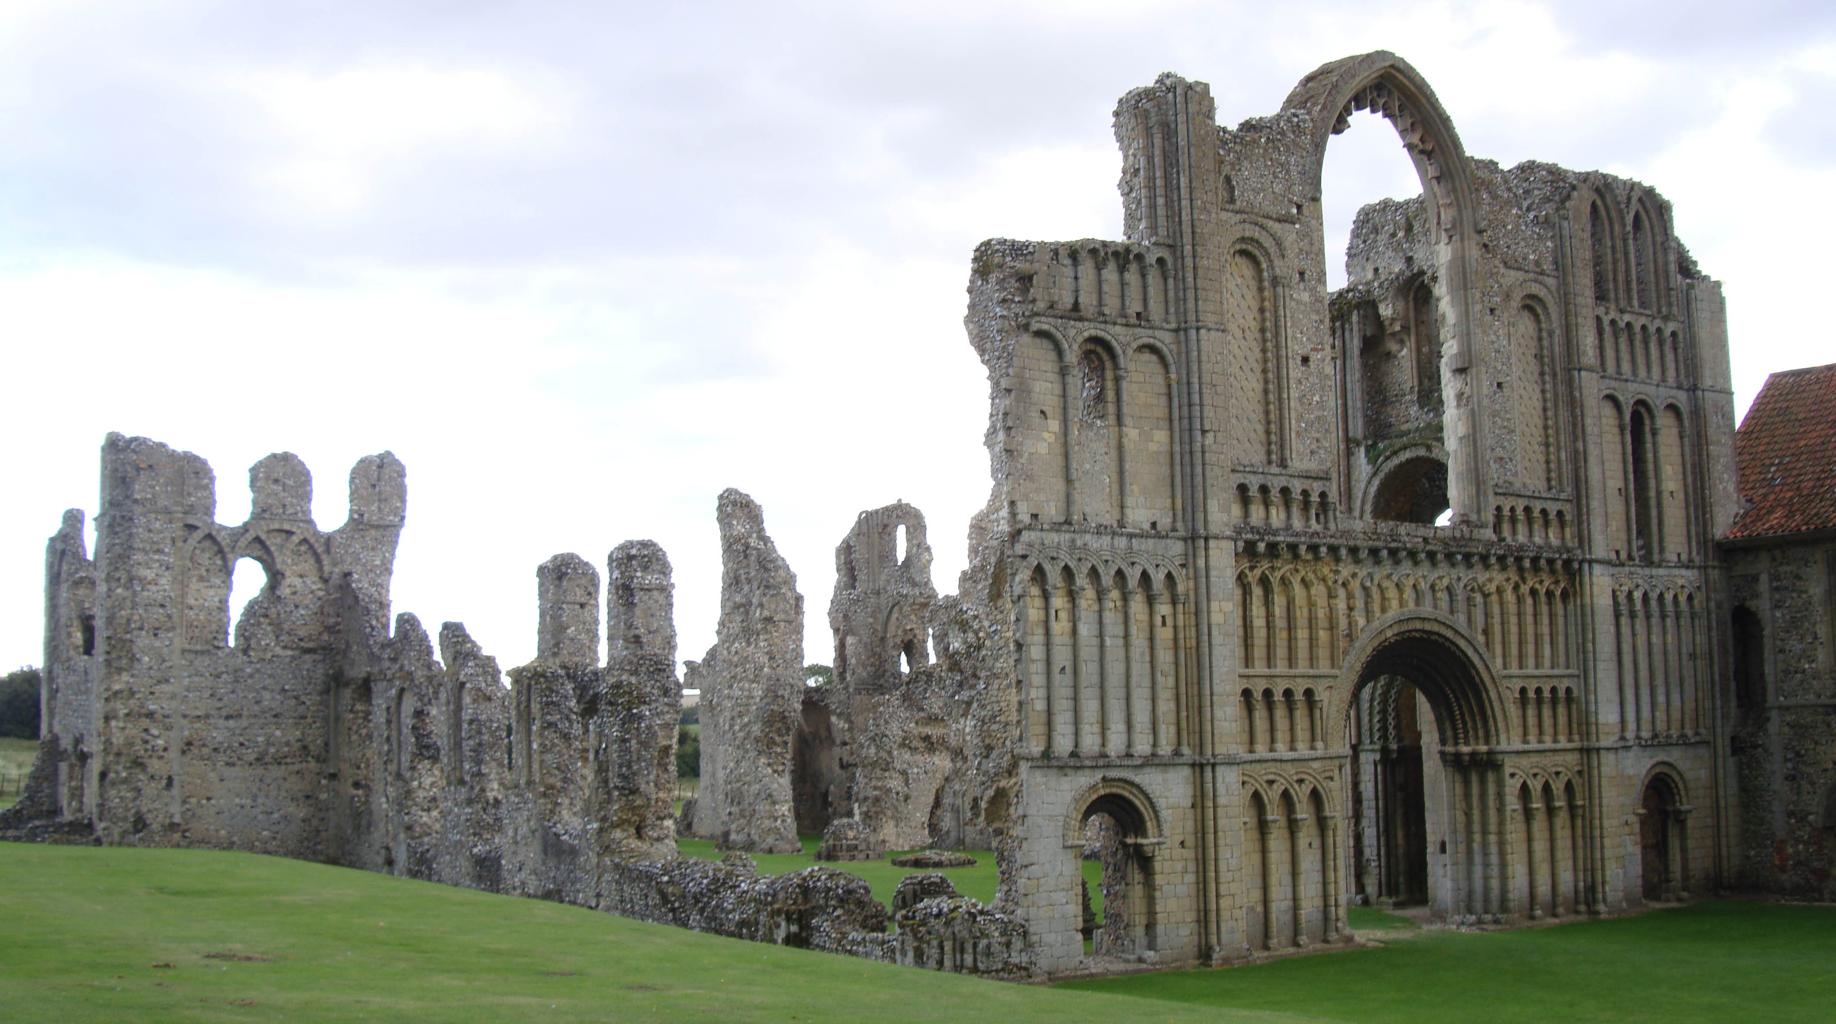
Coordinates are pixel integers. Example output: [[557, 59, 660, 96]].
[[9, 52, 1813, 981]]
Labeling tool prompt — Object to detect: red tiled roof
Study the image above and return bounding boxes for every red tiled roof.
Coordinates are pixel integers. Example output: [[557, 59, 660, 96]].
[[1728, 362, 1836, 540]]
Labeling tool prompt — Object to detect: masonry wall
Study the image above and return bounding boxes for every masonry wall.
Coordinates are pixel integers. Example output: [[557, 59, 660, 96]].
[[1728, 540, 1836, 899], [10, 436, 1031, 978], [968, 52, 1738, 974]]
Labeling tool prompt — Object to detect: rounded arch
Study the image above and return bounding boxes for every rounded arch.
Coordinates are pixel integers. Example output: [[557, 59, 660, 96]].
[[1282, 52, 1478, 234], [1338, 609, 1506, 748], [1639, 761, 1690, 807], [1364, 445, 1451, 525], [1126, 335, 1178, 372], [1024, 321, 1070, 361], [1063, 776, 1165, 848], [1073, 327, 1126, 365]]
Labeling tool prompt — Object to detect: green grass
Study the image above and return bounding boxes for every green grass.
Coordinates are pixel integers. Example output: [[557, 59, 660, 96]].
[[1345, 905, 1417, 932], [6, 843, 1832, 1023], [0, 842, 1254, 1024], [1064, 900, 1836, 1023], [0, 738, 35, 810]]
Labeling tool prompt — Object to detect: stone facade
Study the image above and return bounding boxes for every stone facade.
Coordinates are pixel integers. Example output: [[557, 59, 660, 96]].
[[965, 53, 1740, 973]]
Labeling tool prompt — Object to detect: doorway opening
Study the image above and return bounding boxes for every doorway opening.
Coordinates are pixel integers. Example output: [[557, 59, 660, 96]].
[[1069, 787, 1159, 959]]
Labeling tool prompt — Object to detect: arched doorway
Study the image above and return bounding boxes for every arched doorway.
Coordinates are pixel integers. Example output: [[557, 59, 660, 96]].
[[1344, 613, 1505, 923], [1639, 772, 1689, 902], [1065, 782, 1161, 959]]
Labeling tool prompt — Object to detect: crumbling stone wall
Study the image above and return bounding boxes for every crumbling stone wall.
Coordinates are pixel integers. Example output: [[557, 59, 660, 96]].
[[24, 434, 408, 857], [687, 489, 804, 854], [798, 503, 1019, 861], [13, 435, 1045, 975]]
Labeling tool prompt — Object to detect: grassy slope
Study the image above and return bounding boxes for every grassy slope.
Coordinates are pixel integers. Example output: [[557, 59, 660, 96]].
[[6, 843, 1834, 1023], [1065, 900, 1836, 1024], [0, 843, 1279, 1024]]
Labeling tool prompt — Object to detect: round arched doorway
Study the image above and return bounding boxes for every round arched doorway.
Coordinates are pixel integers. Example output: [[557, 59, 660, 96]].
[[1342, 613, 1505, 923], [1064, 781, 1162, 960]]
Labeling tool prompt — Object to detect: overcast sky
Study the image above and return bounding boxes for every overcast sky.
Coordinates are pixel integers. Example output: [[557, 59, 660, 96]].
[[2, 1, 1832, 677]]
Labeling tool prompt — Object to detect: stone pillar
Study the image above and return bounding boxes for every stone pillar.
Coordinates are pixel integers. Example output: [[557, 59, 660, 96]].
[[1289, 813, 1309, 946], [597, 540, 681, 863], [687, 489, 803, 854], [505, 554, 601, 901], [1260, 814, 1278, 950]]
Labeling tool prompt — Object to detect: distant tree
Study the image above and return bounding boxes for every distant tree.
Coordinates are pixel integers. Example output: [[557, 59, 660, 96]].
[[678, 704, 699, 726], [803, 664, 832, 687], [675, 726, 700, 778], [0, 667, 41, 739]]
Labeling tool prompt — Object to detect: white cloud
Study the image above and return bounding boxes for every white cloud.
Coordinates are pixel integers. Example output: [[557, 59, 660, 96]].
[[232, 64, 571, 222]]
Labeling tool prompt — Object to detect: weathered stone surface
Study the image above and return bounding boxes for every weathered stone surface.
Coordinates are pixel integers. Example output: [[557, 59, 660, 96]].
[[891, 850, 977, 869], [688, 489, 803, 854], [815, 817, 873, 862], [597, 541, 681, 863], [892, 872, 959, 913]]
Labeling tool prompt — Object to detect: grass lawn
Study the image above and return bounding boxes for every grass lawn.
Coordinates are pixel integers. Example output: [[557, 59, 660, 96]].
[[1345, 905, 1417, 932], [1064, 899, 1836, 1023], [0, 842, 1250, 1024], [0, 737, 35, 810], [5, 843, 1831, 1023]]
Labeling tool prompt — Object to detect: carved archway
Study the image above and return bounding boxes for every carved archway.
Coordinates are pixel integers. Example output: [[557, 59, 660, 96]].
[[1284, 52, 1486, 522], [1340, 611, 1509, 922], [1062, 777, 1163, 958]]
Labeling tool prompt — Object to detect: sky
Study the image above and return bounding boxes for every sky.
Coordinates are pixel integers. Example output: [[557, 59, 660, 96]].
[[2, 0, 1832, 677]]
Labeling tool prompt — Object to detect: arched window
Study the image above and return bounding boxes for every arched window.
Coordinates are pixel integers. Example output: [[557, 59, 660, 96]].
[[1731, 605, 1765, 711], [1410, 279, 1441, 408], [1632, 209, 1654, 311], [1628, 407, 1656, 562], [1589, 202, 1611, 303]]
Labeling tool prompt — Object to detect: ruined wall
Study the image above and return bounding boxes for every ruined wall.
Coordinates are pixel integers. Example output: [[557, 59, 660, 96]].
[[687, 489, 804, 853], [35, 435, 406, 856], [11, 438, 1033, 978], [599, 540, 681, 862]]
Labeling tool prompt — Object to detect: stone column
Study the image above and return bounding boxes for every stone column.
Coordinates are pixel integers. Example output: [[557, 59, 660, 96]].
[[1290, 813, 1310, 946]]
